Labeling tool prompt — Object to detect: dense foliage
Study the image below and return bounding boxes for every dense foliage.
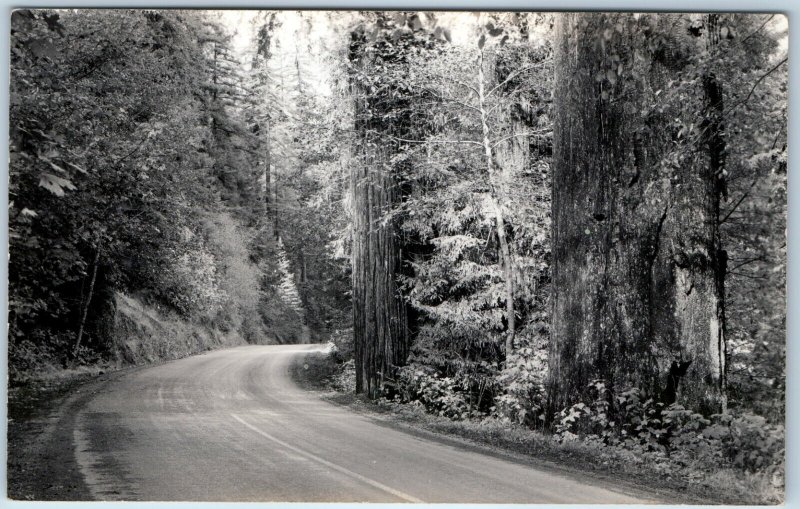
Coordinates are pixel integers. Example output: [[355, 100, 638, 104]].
[[11, 10, 218, 372], [317, 11, 786, 496], [8, 9, 349, 378], [8, 9, 786, 498]]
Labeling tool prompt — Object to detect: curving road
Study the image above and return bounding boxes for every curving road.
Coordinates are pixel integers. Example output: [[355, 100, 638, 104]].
[[71, 344, 655, 502]]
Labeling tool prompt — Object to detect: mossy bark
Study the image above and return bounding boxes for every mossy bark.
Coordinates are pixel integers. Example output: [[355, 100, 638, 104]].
[[549, 13, 727, 416]]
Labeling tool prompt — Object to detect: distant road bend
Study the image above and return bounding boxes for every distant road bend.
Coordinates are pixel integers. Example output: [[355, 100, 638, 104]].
[[71, 344, 653, 502]]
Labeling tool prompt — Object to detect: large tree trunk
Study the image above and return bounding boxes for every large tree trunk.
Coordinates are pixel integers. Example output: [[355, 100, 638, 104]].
[[654, 14, 728, 414], [351, 138, 409, 398], [349, 25, 410, 399], [671, 13, 728, 412], [549, 13, 727, 417]]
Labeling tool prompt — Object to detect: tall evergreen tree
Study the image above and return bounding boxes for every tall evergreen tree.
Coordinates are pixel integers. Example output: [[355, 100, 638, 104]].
[[347, 13, 440, 397], [548, 13, 733, 416]]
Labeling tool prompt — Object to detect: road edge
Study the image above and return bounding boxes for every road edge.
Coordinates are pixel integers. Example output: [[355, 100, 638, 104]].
[[6, 350, 221, 501], [290, 352, 731, 506]]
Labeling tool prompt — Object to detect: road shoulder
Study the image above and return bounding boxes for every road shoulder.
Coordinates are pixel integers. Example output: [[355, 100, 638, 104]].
[[291, 353, 730, 506], [7, 362, 160, 500]]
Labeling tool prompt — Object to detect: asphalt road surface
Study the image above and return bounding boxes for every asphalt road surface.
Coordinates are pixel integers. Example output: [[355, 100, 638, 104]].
[[71, 344, 654, 502]]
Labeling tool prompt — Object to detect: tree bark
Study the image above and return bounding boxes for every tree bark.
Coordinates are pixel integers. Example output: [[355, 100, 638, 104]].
[[73, 246, 100, 360], [658, 14, 728, 414], [681, 13, 728, 412], [549, 13, 727, 416], [299, 250, 307, 283], [349, 24, 412, 399], [351, 138, 409, 398]]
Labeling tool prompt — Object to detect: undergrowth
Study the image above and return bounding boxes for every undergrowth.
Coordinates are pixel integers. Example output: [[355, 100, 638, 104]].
[[305, 351, 784, 505]]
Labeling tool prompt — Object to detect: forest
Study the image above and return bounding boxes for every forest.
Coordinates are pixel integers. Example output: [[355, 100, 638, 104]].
[[8, 9, 787, 501]]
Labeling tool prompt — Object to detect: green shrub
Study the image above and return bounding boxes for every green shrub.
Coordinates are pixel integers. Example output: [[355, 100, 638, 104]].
[[553, 380, 784, 484], [329, 358, 356, 392], [390, 365, 478, 420], [493, 346, 547, 427], [329, 328, 354, 362]]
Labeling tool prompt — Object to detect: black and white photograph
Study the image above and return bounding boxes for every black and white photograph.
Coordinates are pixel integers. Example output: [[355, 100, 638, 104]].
[[6, 8, 788, 504]]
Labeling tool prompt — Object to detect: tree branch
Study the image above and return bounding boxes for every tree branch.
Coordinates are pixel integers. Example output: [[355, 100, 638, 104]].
[[486, 60, 552, 98], [382, 133, 483, 148], [422, 89, 484, 115], [112, 133, 150, 166], [726, 57, 787, 116], [741, 14, 775, 44], [425, 71, 480, 96], [720, 176, 759, 224], [727, 256, 767, 273], [490, 129, 552, 149]]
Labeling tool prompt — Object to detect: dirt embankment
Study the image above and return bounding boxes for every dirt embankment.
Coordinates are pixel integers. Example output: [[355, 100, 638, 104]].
[[111, 293, 247, 365], [7, 293, 250, 500]]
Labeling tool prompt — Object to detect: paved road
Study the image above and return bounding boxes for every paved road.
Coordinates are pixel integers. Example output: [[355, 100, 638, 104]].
[[72, 344, 654, 502]]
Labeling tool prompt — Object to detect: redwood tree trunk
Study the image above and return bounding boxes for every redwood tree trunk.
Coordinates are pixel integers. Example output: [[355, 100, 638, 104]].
[[549, 13, 727, 416], [349, 25, 410, 399], [673, 13, 728, 412], [351, 138, 409, 398]]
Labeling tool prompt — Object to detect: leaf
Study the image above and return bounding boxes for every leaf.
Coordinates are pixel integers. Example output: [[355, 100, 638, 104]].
[[26, 38, 59, 60], [39, 156, 66, 174], [42, 12, 65, 36], [391, 12, 405, 25], [21, 208, 37, 217], [442, 28, 452, 43], [410, 15, 423, 32], [38, 172, 76, 197], [478, 34, 486, 50], [66, 161, 88, 174]]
